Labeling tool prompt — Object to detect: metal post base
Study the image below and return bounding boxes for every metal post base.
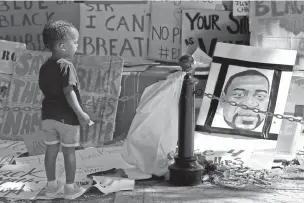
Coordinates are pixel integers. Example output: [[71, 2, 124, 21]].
[[169, 156, 204, 186]]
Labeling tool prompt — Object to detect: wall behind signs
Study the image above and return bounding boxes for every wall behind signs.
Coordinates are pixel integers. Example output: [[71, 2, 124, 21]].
[[0, 1, 80, 51]]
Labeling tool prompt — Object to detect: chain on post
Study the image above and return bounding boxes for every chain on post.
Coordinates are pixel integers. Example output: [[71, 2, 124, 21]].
[[0, 93, 143, 111], [2, 90, 302, 124], [193, 89, 304, 124]]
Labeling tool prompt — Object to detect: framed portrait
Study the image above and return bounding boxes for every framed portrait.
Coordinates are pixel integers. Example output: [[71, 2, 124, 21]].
[[196, 42, 297, 140]]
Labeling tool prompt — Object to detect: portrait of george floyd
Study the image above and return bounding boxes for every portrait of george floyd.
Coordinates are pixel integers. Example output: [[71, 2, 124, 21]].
[[211, 66, 274, 132]]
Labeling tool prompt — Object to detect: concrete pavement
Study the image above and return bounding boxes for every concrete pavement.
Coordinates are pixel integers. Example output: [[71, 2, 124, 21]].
[[2, 178, 304, 203]]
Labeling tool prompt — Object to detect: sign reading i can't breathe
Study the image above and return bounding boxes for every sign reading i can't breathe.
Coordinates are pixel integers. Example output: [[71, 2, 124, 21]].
[[79, 3, 151, 65]]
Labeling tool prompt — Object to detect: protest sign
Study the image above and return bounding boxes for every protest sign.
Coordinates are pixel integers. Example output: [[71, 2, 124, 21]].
[[0, 139, 26, 166], [181, 10, 249, 57], [22, 131, 47, 156], [233, 0, 249, 16], [74, 55, 123, 147], [0, 1, 79, 51], [0, 164, 46, 199], [250, 1, 304, 70], [79, 3, 150, 65], [15, 146, 124, 169], [0, 40, 26, 74], [195, 148, 253, 169], [0, 73, 12, 128], [275, 72, 304, 159], [148, 1, 221, 62], [0, 50, 50, 141]]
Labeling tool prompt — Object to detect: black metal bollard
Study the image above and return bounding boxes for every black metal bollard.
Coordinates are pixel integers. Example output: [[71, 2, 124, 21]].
[[168, 55, 204, 186]]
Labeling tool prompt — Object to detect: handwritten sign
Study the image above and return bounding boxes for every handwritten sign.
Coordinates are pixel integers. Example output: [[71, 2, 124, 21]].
[[194, 131, 278, 170], [79, 3, 150, 65], [196, 149, 252, 169], [22, 131, 46, 156], [148, 1, 221, 62], [181, 10, 249, 56], [250, 1, 304, 19], [0, 50, 50, 141], [250, 1, 304, 71], [0, 165, 46, 199], [15, 146, 123, 169], [0, 40, 26, 74], [233, 0, 249, 16], [0, 139, 26, 166], [74, 55, 123, 147], [0, 1, 79, 51]]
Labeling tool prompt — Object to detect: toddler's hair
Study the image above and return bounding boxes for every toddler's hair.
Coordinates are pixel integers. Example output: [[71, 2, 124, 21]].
[[42, 20, 77, 50]]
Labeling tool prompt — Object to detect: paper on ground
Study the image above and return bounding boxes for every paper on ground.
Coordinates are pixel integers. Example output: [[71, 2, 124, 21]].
[[0, 139, 27, 165], [194, 131, 277, 170], [93, 176, 135, 195], [15, 146, 152, 180]]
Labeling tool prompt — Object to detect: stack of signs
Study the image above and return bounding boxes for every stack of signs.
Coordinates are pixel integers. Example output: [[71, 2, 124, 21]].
[[0, 49, 123, 153], [195, 42, 297, 169]]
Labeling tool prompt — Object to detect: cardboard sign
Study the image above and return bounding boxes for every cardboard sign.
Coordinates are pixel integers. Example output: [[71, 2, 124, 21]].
[[0, 73, 12, 127], [250, 0, 304, 19], [196, 149, 253, 169], [0, 165, 46, 199], [15, 146, 124, 168], [195, 43, 296, 163], [275, 72, 304, 159], [148, 1, 221, 62], [0, 40, 26, 74], [74, 55, 123, 148], [0, 1, 79, 51], [233, 0, 249, 16], [250, 1, 304, 70], [0, 139, 26, 166], [0, 50, 50, 141], [79, 3, 150, 65], [181, 10, 249, 57]]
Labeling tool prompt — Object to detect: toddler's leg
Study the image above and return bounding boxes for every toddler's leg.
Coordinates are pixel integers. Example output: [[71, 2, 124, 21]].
[[45, 143, 60, 181], [42, 120, 63, 198], [57, 122, 85, 199], [62, 146, 76, 184]]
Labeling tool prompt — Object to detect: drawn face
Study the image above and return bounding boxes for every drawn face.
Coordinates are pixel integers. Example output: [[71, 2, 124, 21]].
[[221, 74, 270, 130]]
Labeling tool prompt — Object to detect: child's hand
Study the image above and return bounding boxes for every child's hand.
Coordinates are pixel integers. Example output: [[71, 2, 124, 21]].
[[78, 111, 91, 125]]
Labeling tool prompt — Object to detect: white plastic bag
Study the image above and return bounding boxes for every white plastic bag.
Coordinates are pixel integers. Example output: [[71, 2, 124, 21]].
[[121, 71, 186, 176]]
